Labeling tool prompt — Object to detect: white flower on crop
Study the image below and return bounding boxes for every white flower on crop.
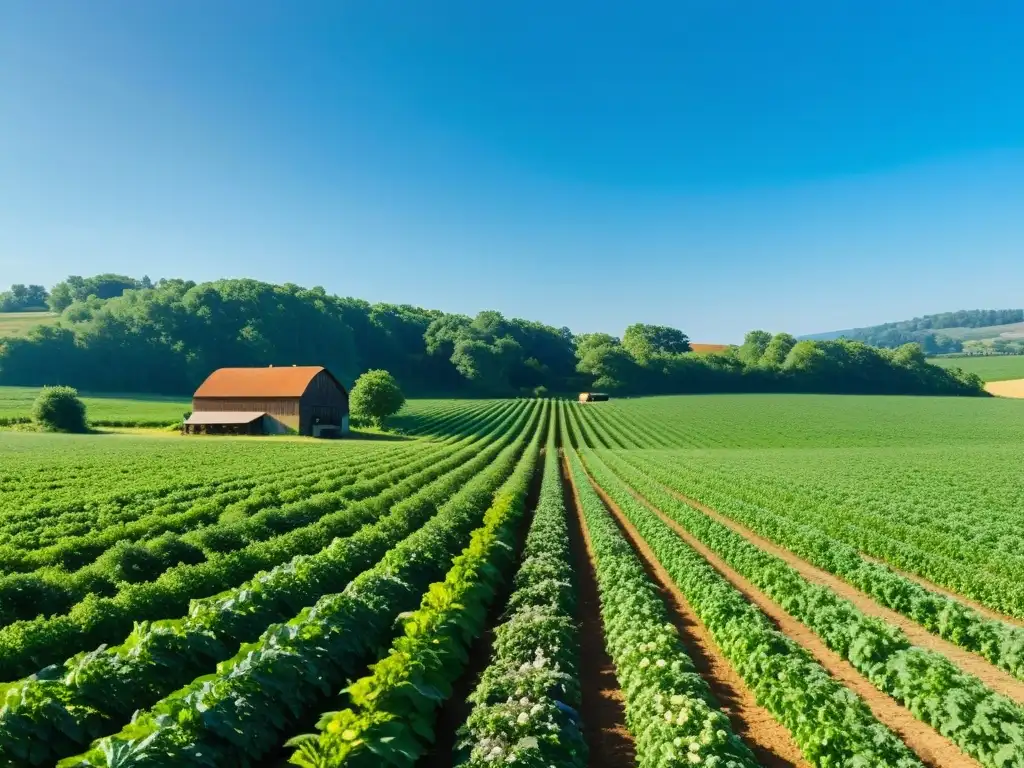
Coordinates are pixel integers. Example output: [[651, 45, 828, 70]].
[[639, 658, 650, 668], [519, 697, 530, 706], [517, 712, 530, 725], [655, 659, 667, 668], [530, 704, 543, 716], [688, 752, 702, 764], [664, 711, 674, 722], [671, 694, 684, 705]]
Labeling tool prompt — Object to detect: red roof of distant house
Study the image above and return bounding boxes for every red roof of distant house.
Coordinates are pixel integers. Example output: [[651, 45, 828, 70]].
[[690, 343, 730, 354], [194, 366, 330, 398]]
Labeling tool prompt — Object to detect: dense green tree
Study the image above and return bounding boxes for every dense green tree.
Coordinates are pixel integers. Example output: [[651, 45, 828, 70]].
[[0, 273, 987, 399], [761, 332, 798, 367], [48, 274, 145, 312], [349, 369, 405, 428], [32, 385, 88, 433], [738, 330, 773, 365], [622, 323, 691, 362], [0, 284, 49, 312]]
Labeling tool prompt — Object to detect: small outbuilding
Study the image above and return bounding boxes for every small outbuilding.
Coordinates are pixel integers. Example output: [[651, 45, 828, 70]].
[[184, 365, 349, 437], [578, 392, 610, 403]]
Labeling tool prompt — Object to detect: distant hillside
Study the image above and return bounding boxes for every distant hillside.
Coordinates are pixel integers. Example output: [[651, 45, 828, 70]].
[[802, 309, 1024, 354]]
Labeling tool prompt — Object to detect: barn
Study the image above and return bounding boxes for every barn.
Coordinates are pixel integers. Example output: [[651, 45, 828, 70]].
[[184, 365, 349, 437]]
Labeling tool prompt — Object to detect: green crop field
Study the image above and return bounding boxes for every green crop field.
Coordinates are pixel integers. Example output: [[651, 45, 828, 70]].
[[1, 393, 1023, 768], [930, 354, 1024, 381], [0, 311, 59, 338], [0, 385, 191, 426]]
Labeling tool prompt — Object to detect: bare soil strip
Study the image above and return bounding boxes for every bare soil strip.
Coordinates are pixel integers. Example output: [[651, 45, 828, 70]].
[[597, 472, 980, 768], [561, 454, 637, 768], [860, 553, 1024, 629], [985, 379, 1024, 398], [652, 481, 1024, 705], [569, 460, 810, 768]]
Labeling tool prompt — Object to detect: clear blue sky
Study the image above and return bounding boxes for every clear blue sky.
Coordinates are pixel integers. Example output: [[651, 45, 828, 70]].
[[2, 1, 1023, 342]]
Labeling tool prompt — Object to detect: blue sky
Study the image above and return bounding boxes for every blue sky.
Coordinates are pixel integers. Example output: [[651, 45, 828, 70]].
[[2, 1, 1023, 342]]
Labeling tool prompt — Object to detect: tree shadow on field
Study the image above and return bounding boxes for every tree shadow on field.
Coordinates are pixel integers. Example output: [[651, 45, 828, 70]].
[[345, 429, 412, 442]]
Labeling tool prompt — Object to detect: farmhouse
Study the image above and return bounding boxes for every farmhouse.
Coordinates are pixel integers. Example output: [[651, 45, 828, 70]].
[[184, 365, 349, 437], [578, 392, 610, 403]]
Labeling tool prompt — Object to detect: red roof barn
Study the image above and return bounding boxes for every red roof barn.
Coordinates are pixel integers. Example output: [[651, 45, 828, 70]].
[[184, 365, 349, 437]]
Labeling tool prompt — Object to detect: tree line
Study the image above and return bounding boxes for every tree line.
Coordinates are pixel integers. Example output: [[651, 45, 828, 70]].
[[807, 308, 1024, 354], [0, 275, 986, 397]]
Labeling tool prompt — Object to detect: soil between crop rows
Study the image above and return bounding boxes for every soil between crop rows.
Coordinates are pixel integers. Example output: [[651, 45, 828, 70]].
[[859, 553, 1024, 629], [573, 461, 810, 768], [608, 473, 980, 768], [654, 480, 1024, 705], [561, 452, 637, 768]]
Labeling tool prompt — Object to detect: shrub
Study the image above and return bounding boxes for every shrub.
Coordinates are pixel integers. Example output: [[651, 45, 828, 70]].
[[32, 385, 88, 433]]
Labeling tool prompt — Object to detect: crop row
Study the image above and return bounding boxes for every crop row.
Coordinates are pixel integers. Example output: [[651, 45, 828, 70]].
[[288, 405, 548, 766], [0, 445, 410, 573], [0, 437, 460, 626], [628, 451, 1024, 682], [57, 403, 544, 766], [562, 441, 759, 767], [452, 422, 586, 768], [0, 398, 512, 543], [601, 451, 1024, 768], [0, 403, 539, 765], [0, 402, 535, 681], [0, 399, 505, 528], [578, 447, 926, 767]]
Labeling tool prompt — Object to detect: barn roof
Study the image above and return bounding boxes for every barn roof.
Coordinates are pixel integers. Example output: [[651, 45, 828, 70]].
[[194, 366, 335, 398]]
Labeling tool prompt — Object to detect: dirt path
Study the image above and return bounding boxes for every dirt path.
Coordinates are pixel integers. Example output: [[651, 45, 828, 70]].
[[860, 553, 1024, 629], [569, 459, 810, 768], [561, 454, 637, 767], [594, 470, 980, 768], [650, 481, 1024, 705]]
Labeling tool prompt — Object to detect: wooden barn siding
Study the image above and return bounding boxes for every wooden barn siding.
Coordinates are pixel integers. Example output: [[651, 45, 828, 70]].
[[299, 370, 349, 434]]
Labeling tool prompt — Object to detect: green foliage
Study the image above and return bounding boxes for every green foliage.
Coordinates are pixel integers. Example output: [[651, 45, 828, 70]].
[[0, 284, 49, 312], [760, 332, 797, 367], [578, 446, 925, 767], [289, 407, 545, 766], [32, 386, 88, 433], [737, 329, 772, 364], [58, 404, 543, 767], [349, 369, 405, 428], [0, 403, 534, 764], [456, 428, 586, 768], [0, 273, 989, 398], [561, 439, 760, 768], [594, 450, 1024, 768], [621, 323, 690, 362], [47, 275, 148, 313]]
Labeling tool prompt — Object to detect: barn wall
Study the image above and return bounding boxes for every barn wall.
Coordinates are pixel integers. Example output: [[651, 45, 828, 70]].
[[299, 371, 349, 435]]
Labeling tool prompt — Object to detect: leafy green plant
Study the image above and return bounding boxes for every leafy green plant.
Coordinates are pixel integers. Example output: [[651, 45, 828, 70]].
[[33, 386, 88, 433]]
